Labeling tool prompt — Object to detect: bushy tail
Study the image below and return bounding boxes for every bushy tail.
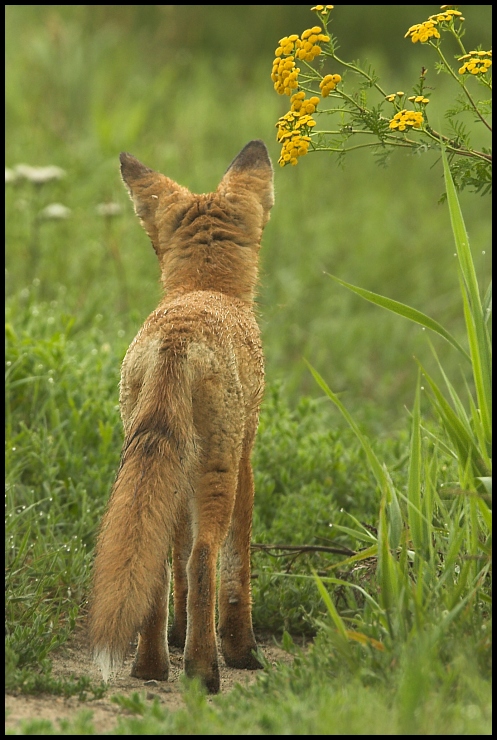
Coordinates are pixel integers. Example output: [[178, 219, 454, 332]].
[[88, 369, 196, 680]]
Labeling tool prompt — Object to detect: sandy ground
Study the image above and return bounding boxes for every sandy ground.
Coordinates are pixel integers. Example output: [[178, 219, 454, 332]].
[[5, 631, 295, 734]]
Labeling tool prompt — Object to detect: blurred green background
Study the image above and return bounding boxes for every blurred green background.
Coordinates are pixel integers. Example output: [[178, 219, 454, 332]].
[[5, 4, 492, 427]]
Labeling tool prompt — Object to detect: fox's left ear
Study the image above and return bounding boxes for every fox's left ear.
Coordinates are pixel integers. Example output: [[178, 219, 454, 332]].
[[217, 140, 274, 225], [119, 152, 192, 253]]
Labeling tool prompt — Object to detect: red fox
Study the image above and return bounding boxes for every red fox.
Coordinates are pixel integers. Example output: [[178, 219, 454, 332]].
[[89, 141, 274, 694]]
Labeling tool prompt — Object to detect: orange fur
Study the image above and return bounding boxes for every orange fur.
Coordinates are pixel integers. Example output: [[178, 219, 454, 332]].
[[89, 141, 274, 693]]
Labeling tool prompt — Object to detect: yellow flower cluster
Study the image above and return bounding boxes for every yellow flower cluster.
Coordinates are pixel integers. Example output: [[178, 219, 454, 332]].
[[276, 92, 319, 166], [429, 9, 463, 23], [320, 73, 341, 97], [311, 5, 334, 14], [387, 92, 429, 105], [389, 110, 424, 131], [271, 54, 300, 95], [405, 9, 463, 44], [458, 50, 492, 75], [296, 27, 330, 62], [272, 26, 330, 96], [404, 20, 440, 44]]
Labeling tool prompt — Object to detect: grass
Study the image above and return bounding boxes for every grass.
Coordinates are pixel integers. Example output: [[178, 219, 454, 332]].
[[6, 5, 491, 735], [6, 6, 492, 421]]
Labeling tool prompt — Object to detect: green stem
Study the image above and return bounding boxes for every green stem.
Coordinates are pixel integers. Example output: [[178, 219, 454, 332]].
[[432, 42, 492, 133], [310, 140, 415, 155]]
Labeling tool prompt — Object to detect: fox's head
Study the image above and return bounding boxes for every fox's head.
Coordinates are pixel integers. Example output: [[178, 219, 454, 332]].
[[120, 141, 274, 302]]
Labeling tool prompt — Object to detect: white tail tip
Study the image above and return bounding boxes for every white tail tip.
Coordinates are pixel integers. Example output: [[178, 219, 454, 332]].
[[93, 648, 114, 683]]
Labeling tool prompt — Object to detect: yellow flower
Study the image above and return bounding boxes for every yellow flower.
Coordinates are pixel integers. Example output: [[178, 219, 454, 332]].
[[296, 27, 329, 61], [312, 4, 334, 12], [429, 9, 463, 22], [272, 55, 301, 95], [319, 73, 341, 97], [389, 109, 424, 131], [405, 20, 441, 44], [458, 49, 492, 75], [409, 95, 430, 104], [276, 96, 317, 167]]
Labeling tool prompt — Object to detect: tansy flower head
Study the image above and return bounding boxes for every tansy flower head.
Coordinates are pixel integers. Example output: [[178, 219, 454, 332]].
[[429, 9, 463, 22], [276, 95, 319, 166], [458, 49, 492, 75], [319, 73, 341, 96], [405, 20, 441, 44], [295, 26, 330, 62], [408, 96, 430, 104], [271, 55, 300, 95], [312, 5, 334, 13], [405, 8, 463, 43], [389, 109, 424, 131]]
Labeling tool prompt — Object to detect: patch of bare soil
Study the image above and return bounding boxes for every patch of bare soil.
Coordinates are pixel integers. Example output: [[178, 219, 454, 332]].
[[5, 631, 296, 734]]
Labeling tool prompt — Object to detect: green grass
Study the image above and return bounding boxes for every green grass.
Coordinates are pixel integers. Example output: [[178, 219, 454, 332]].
[[6, 5, 492, 421], [6, 5, 491, 735]]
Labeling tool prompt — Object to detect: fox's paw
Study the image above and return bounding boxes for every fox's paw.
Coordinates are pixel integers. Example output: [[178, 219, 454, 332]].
[[223, 648, 263, 670], [130, 655, 169, 681], [184, 658, 220, 694], [221, 631, 263, 670]]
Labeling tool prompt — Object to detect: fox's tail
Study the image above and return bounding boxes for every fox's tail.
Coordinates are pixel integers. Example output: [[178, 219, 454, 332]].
[[88, 365, 197, 680]]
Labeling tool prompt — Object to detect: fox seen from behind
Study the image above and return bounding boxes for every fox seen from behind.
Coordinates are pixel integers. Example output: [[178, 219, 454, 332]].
[[89, 141, 274, 694]]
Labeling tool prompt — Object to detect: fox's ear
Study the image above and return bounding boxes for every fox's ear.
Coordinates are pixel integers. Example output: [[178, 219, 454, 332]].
[[217, 140, 274, 225], [120, 152, 188, 218], [119, 153, 191, 249]]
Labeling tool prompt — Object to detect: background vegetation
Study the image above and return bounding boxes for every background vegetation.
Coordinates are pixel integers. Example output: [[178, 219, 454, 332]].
[[6, 4, 492, 418], [6, 5, 491, 734]]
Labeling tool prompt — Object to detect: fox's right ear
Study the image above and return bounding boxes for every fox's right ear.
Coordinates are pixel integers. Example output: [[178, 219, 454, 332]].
[[218, 140, 274, 227], [119, 153, 191, 249]]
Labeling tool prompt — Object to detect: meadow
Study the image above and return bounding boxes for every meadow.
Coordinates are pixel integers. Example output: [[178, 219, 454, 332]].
[[5, 5, 491, 734]]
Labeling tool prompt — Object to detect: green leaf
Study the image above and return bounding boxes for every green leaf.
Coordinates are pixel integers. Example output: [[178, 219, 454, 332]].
[[441, 144, 492, 444], [304, 360, 389, 495], [326, 274, 471, 362], [312, 570, 348, 639], [417, 360, 489, 480], [406, 377, 428, 559]]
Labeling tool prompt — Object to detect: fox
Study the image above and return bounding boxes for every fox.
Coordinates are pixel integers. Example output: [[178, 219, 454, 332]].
[[88, 140, 274, 694]]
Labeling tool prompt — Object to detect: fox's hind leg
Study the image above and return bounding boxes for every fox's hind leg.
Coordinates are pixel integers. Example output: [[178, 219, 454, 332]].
[[169, 508, 192, 649], [183, 469, 237, 693], [219, 446, 262, 670], [130, 563, 170, 680]]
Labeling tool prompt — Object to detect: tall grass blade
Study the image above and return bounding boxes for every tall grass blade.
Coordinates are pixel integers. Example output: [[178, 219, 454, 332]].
[[304, 360, 389, 495], [482, 280, 492, 325], [406, 377, 428, 559], [377, 500, 399, 623], [440, 145, 492, 444], [326, 274, 470, 362], [417, 361, 489, 479], [312, 570, 348, 639]]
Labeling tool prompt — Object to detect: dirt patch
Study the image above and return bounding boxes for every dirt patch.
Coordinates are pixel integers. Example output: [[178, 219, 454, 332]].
[[5, 631, 296, 734]]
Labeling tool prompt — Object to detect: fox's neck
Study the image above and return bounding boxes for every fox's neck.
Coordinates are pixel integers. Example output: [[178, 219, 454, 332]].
[[160, 240, 259, 303]]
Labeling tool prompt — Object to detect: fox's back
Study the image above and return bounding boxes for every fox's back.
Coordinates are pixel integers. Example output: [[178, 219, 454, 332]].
[[121, 290, 264, 425]]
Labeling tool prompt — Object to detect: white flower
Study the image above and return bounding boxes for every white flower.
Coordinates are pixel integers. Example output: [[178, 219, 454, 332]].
[[96, 202, 123, 217], [15, 164, 66, 184], [39, 203, 71, 220], [5, 167, 18, 184]]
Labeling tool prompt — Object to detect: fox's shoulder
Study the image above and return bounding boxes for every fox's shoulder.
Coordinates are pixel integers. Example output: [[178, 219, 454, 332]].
[[129, 290, 260, 352], [149, 290, 256, 327]]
